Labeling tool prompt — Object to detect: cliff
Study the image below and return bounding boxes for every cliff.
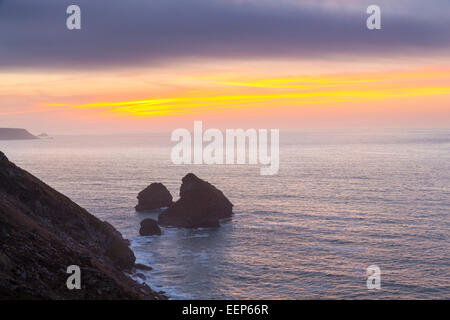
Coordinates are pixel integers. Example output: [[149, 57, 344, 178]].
[[0, 128, 38, 140], [0, 151, 164, 300]]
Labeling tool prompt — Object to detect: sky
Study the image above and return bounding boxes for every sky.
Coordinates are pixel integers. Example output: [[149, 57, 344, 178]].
[[0, 0, 449, 134]]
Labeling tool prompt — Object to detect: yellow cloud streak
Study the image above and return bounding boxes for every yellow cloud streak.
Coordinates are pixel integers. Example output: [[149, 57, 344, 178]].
[[48, 86, 450, 118]]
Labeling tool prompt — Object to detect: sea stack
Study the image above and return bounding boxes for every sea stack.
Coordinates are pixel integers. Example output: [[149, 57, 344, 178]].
[[139, 218, 162, 236], [158, 173, 233, 228], [135, 183, 173, 211]]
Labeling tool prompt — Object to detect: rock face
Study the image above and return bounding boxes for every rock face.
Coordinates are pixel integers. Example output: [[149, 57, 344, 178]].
[[0, 151, 7, 162], [0, 128, 37, 140], [0, 151, 165, 300], [135, 183, 173, 211], [139, 219, 162, 236], [158, 173, 233, 228]]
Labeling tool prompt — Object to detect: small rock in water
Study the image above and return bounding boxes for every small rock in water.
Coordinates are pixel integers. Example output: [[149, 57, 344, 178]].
[[135, 273, 146, 280], [139, 218, 162, 236], [135, 263, 153, 271]]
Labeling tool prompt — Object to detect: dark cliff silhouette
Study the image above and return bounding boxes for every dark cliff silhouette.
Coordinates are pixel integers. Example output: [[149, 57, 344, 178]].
[[0, 151, 164, 300]]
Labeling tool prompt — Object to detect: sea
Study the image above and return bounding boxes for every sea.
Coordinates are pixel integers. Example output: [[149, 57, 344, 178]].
[[1, 129, 449, 299]]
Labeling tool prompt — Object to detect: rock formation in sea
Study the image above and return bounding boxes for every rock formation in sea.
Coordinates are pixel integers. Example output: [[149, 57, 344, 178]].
[[139, 218, 162, 236], [158, 173, 233, 228], [37, 133, 52, 139], [135, 183, 173, 211], [0, 128, 38, 140], [0, 151, 165, 300]]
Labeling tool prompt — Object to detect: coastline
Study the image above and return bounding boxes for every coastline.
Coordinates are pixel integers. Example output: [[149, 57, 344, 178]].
[[130, 237, 184, 300], [0, 128, 38, 140], [0, 150, 166, 300], [2, 130, 449, 299]]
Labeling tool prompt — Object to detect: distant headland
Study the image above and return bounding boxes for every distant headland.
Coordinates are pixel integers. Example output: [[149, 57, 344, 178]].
[[0, 128, 38, 140]]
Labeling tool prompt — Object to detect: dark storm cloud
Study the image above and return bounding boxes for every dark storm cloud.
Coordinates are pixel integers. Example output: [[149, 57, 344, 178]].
[[0, 0, 449, 70]]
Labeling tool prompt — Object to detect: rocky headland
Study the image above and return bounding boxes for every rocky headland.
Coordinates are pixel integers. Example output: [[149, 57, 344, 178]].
[[0, 151, 165, 300], [0, 128, 37, 140]]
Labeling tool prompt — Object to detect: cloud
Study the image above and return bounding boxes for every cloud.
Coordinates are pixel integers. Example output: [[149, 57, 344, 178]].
[[0, 0, 449, 70]]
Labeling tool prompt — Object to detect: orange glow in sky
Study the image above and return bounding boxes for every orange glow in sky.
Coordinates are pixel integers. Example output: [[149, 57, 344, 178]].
[[1, 58, 450, 133]]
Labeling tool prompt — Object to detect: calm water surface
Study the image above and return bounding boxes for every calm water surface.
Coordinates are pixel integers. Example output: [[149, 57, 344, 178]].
[[1, 130, 449, 299]]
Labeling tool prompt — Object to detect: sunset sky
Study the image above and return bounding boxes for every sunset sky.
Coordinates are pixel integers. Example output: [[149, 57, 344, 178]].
[[1, 0, 449, 134]]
